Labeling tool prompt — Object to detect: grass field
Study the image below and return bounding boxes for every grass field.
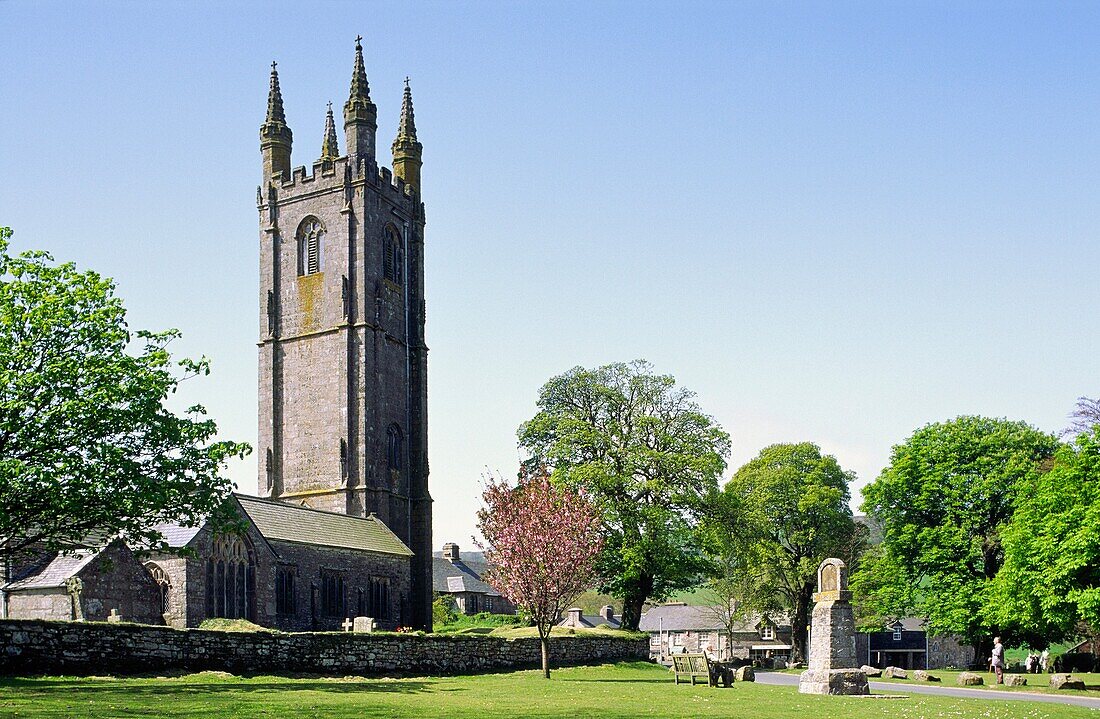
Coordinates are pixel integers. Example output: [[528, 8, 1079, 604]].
[[1, 663, 1097, 719]]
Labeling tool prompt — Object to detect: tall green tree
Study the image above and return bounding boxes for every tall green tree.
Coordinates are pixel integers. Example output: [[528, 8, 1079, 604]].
[[723, 442, 865, 662], [858, 416, 1058, 659], [518, 360, 730, 630], [995, 426, 1100, 643], [0, 227, 250, 565]]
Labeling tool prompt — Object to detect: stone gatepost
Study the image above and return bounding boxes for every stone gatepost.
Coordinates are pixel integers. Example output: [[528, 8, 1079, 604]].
[[798, 558, 869, 695]]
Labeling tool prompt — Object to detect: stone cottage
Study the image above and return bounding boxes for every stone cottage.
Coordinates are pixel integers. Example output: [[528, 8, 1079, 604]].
[[639, 604, 793, 663], [432, 543, 514, 616]]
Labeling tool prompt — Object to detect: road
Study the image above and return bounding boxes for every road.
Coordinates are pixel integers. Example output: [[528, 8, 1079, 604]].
[[755, 670, 1100, 710]]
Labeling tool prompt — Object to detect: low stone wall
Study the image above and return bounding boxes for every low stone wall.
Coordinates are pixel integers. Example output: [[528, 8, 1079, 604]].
[[0, 619, 648, 676]]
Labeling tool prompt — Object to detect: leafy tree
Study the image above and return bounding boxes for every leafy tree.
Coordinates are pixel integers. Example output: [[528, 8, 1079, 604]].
[[849, 543, 916, 632], [995, 427, 1100, 643], [476, 474, 603, 678], [518, 360, 731, 630], [859, 416, 1058, 660], [0, 227, 249, 565], [722, 442, 865, 662]]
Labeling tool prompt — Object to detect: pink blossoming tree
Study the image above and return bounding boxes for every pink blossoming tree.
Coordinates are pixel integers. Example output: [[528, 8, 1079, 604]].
[[477, 473, 604, 678]]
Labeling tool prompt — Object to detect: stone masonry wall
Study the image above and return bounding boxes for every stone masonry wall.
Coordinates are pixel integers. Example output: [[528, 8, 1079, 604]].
[[0, 620, 648, 676]]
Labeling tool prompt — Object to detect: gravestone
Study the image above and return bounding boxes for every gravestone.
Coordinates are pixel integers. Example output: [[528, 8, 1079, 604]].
[[798, 558, 869, 695], [107, 609, 122, 624], [353, 616, 376, 633], [341, 618, 354, 632]]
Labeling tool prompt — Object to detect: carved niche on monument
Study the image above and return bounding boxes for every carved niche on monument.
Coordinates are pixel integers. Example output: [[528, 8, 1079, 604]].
[[798, 558, 869, 695]]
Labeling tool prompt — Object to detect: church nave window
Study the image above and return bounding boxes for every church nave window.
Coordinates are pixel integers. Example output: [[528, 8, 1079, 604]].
[[146, 563, 171, 616], [297, 217, 324, 276], [205, 534, 256, 621], [369, 576, 391, 621], [276, 566, 296, 616], [321, 570, 345, 617]]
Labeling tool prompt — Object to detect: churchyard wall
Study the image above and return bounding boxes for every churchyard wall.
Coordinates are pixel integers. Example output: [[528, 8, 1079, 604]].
[[0, 619, 648, 676]]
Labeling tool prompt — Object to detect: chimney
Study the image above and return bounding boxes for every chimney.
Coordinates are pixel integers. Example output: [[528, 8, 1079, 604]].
[[600, 605, 615, 622], [566, 608, 583, 626], [442, 542, 460, 561]]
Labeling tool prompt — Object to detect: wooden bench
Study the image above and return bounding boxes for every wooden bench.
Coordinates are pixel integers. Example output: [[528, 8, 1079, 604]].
[[671, 653, 716, 686]]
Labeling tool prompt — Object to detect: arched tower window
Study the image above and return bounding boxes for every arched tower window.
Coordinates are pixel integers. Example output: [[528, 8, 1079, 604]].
[[383, 226, 403, 285], [386, 423, 403, 472], [146, 563, 171, 616], [204, 533, 256, 621], [297, 217, 324, 276]]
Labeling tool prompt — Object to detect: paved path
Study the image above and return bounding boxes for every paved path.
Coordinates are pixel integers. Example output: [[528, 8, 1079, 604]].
[[754, 671, 1100, 710]]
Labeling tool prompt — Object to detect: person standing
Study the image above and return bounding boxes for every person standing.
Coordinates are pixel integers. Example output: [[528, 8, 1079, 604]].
[[991, 636, 1005, 684], [1040, 648, 1050, 673]]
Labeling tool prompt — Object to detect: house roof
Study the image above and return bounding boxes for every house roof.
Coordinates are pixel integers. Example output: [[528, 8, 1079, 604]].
[[557, 608, 621, 629], [638, 604, 790, 633], [3, 547, 103, 591], [236, 495, 413, 557], [433, 557, 500, 595]]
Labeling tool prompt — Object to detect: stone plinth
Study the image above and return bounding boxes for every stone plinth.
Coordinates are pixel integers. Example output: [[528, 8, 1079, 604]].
[[807, 599, 858, 671], [798, 669, 869, 695], [798, 558, 868, 696]]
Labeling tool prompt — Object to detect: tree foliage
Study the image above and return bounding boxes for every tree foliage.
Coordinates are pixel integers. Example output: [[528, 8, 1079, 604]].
[[857, 416, 1058, 656], [517, 360, 730, 631], [476, 473, 603, 678], [722, 442, 864, 662], [995, 427, 1100, 642], [0, 227, 249, 563]]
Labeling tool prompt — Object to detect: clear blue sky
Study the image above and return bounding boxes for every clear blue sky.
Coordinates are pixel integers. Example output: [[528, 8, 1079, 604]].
[[2, 2, 1098, 547]]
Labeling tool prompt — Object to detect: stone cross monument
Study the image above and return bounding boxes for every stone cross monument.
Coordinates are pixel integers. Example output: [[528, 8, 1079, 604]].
[[798, 558, 869, 695]]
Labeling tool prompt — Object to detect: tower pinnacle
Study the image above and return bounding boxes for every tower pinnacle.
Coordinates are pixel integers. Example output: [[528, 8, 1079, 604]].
[[260, 62, 293, 181], [392, 79, 423, 192], [320, 101, 340, 161], [343, 36, 378, 164]]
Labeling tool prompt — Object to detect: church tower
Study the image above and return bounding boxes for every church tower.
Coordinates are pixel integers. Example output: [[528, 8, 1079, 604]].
[[256, 39, 432, 630]]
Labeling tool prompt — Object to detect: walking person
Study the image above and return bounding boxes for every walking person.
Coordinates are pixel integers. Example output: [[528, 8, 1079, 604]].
[[991, 636, 1005, 684]]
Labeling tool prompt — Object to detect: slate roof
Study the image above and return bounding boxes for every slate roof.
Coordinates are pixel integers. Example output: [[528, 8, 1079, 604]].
[[433, 557, 500, 595], [151, 523, 204, 549], [638, 604, 791, 633], [4, 547, 102, 590], [236, 495, 413, 556], [558, 609, 621, 629]]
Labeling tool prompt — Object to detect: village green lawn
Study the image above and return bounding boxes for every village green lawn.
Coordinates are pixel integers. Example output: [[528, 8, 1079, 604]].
[[1, 663, 1098, 719]]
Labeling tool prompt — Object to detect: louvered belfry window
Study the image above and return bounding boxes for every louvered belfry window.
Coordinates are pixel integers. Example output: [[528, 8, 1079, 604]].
[[297, 217, 323, 276], [384, 226, 403, 285]]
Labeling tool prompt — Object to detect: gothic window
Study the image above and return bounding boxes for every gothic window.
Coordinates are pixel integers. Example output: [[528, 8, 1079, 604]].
[[297, 217, 324, 276], [369, 577, 391, 620], [386, 424, 403, 472], [276, 566, 296, 616], [146, 563, 171, 615], [204, 534, 256, 621], [321, 570, 345, 617], [383, 226, 403, 285]]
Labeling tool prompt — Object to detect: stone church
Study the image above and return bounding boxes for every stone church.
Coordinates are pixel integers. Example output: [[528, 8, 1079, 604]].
[[1, 39, 435, 632]]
